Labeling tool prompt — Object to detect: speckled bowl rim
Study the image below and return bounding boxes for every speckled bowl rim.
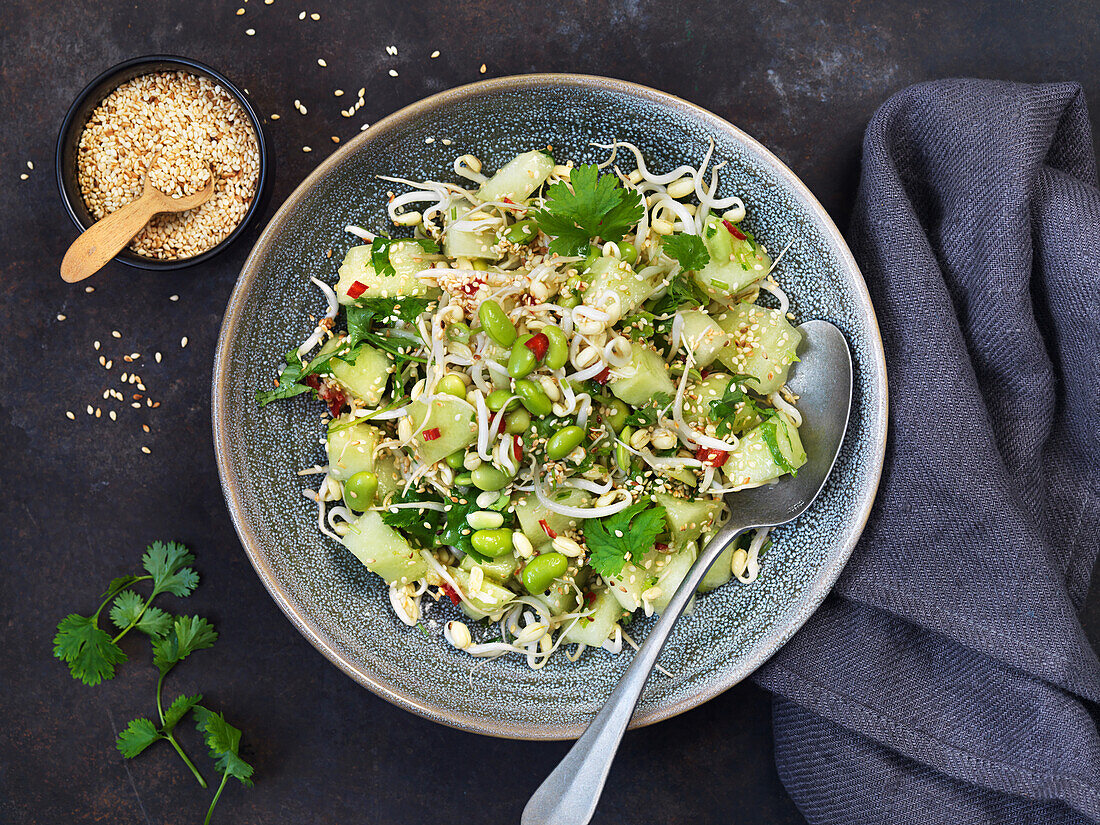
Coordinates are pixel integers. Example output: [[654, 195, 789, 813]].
[[212, 73, 888, 740]]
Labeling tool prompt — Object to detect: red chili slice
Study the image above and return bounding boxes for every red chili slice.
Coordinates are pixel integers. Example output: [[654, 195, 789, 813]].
[[302, 374, 321, 390], [524, 332, 549, 361], [513, 434, 523, 462], [695, 446, 729, 468], [584, 592, 596, 604], [346, 280, 367, 299], [539, 519, 557, 539], [722, 219, 747, 241], [655, 543, 670, 553], [316, 380, 347, 417], [501, 197, 515, 204], [439, 583, 461, 605], [422, 427, 441, 441], [593, 367, 611, 385]]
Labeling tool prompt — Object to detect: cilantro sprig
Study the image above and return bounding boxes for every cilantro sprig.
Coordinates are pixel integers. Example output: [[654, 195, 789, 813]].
[[55, 541, 254, 823], [533, 164, 645, 257], [708, 375, 767, 438], [624, 392, 673, 428], [662, 233, 710, 271], [648, 271, 711, 317], [583, 501, 668, 579]]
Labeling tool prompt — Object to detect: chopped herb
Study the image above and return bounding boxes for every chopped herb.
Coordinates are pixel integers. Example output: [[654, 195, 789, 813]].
[[369, 237, 439, 278], [662, 233, 710, 271], [708, 374, 767, 438], [533, 164, 645, 257], [382, 490, 445, 548], [625, 392, 673, 427], [584, 501, 667, 579], [255, 349, 312, 407]]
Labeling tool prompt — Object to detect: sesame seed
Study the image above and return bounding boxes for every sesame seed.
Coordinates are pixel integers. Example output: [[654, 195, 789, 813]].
[[331, 136, 339, 143], [109, 410, 117, 421], [131, 402, 141, 409], [142, 424, 150, 433], [270, 113, 280, 120], [386, 45, 397, 55], [334, 89, 344, 97], [302, 146, 312, 153], [310, 12, 319, 19], [94, 340, 101, 350], [111, 330, 121, 338], [66, 411, 75, 420], [180, 336, 189, 348], [141, 446, 151, 454], [155, 352, 162, 363], [169, 294, 179, 302], [245, 28, 256, 35], [95, 408, 101, 418], [358, 87, 365, 97], [424, 136, 434, 144], [27, 161, 34, 170], [360, 123, 369, 131], [105, 360, 113, 369], [298, 10, 305, 19], [430, 50, 440, 58], [441, 138, 452, 146], [57, 313, 66, 321], [19, 173, 27, 181], [388, 69, 398, 77], [85, 286, 95, 293], [86, 405, 93, 415], [236, 6, 245, 13], [479, 63, 487, 74], [99, 355, 106, 366], [317, 58, 327, 67]]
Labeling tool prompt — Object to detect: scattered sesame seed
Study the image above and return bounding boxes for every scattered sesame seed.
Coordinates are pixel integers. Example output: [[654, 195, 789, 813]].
[[85, 286, 95, 293], [298, 10, 305, 19], [388, 69, 399, 77], [331, 136, 339, 143], [169, 294, 179, 301], [357, 87, 365, 97], [66, 411, 75, 420], [142, 424, 150, 433], [360, 123, 370, 131], [302, 146, 312, 153], [109, 410, 117, 421], [20, 173, 28, 181], [57, 313, 66, 321], [132, 402, 141, 409], [334, 89, 344, 97], [270, 113, 280, 120], [265, 0, 273, 4], [99, 355, 106, 366], [479, 63, 487, 74], [245, 28, 256, 35], [27, 161, 33, 170], [424, 136, 434, 144], [317, 58, 327, 67], [236, 7, 245, 14], [95, 408, 102, 418], [155, 352, 162, 363], [181, 336, 189, 348], [441, 138, 452, 146], [386, 45, 398, 55], [310, 12, 319, 19], [94, 340, 101, 350], [430, 50, 440, 58], [105, 360, 113, 369], [141, 446, 151, 454], [112, 330, 121, 338], [86, 405, 93, 415]]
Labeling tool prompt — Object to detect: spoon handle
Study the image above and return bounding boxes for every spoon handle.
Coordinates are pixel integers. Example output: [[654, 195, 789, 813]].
[[521, 518, 749, 825], [60, 190, 160, 283]]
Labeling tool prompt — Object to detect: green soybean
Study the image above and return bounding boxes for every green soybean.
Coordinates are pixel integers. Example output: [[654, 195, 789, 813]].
[[486, 388, 519, 412], [478, 299, 516, 347], [444, 450, 466, 470], [505, 219, 538, 244], [514, 379, 552, 417], [508, 335, 538, 378], [543, 325, 568, 370], [616, 426, 634, 472], [343, 471, 378, 511], [547, 425, 585, 460], [618, 241, 639, 264], [559, 293, 581, 309], [580, 246, 600, 272], [603, 398, 629, 432], [471, 528, 514, 558], [437, 374, 467, 398], [455, 472, 474, 487], [504, 408, 531, 434], [447, 322, 471, 343], [471, 464, 510, 491], [522, 552, 569, 594]]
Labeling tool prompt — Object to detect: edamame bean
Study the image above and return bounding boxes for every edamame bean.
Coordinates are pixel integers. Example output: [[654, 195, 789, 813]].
[[546, 425, 585, 460], [486, 388, 519, 412], [343, 471, 378, 511], [559, 293, 581, 309], [437, 374, 467, 398], [471, 464, 510, 491], [505, 219, 538, 244], [504, 408, 531, 434], [508, 334, 538, 378], [455, 472, 474, 487], [444, 450, 466, 470], [471, 528, 514, 557], [616, 427, 634, 472], [603, 398, 629, 432], [514, 379, 552, 417], [543, 325, 568, 370], [478, 299, 516, 347], [618, 241, 638, 264], [447, 322, 471, 343], [580, 246, 600, 272], [522, 551, 569, 594]]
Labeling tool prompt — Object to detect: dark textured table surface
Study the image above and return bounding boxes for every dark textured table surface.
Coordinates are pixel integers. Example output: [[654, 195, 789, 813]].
[[3, 2, 1099, 823]]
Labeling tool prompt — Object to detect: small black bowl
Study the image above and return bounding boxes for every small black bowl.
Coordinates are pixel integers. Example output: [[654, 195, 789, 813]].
[[56, 55, 270, 271]]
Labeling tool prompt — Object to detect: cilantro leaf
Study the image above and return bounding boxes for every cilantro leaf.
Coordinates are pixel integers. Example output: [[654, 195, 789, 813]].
[[370, 237, 439, 278], [348, 296, 435, 329], [142, 541, 199, 597], [708, 374, 767, 438], [662, 233, 710, 271], [109, 590, 147, 631], [153, 616, 218, 676], [649, 272, 711, 316], [255, 349, 313, 407], [53, 614, 127, 686], [163, 694, 203, 733], [533, 164, 644, 257], [624, 392, 673, 428], [135, 606, 173, 638], [194, 707, 255, 787], [103, 575, 140, 598], [381, 490, 444, 548], [116, 718, 162, 758], [439, 496, 490, 563], [584, 501, 668, 579]]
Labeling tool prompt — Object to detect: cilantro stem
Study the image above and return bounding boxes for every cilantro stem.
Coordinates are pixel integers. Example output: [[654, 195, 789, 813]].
[[156, 670, 207, 788], [110, 584, 158, 644], [94, 575, 153, 622], [204, 771, 230, 825]]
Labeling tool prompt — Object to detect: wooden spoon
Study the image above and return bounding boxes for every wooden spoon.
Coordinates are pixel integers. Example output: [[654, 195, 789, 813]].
[[60, 165, 215, 283]]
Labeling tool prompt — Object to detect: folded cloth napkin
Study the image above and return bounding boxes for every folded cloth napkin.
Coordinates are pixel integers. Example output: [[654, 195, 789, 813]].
[[754, 79, 1100, 824]]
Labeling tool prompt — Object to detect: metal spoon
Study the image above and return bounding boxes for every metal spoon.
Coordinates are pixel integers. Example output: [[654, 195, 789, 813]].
[[60, 163, 215, 283], [522, 319, 853, 825]]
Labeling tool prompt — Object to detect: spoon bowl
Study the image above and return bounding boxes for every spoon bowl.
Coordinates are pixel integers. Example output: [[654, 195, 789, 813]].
[[522, 319, 854, 825]]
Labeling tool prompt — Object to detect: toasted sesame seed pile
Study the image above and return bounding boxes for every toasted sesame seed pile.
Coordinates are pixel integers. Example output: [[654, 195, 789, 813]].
[[76, 71, 260, 260]]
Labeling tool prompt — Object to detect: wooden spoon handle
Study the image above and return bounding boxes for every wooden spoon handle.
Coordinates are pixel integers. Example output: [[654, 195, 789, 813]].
[[60, 192, 162, 283]]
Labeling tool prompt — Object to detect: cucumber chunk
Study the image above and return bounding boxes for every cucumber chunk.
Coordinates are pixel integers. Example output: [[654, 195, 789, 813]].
[[713, 303, 801, 395], [679, 310, 730, 368], [654, 492, 723, 548], [477, 150, 555, 203], [342, 510, 428, 586], [325, 417, 401, 501], [698, 546, 733, 593], [651, 544, 697, 614], [720, 414, 805, 487], [606, 560, 646, 611], [513, 488, 591, 544], [583, 256, 661, 318], [443, 225, 500, 260], [404, 395, 478, 465], [336, 241, 439, 303], [694, 216, 773, 299], [329, 344, 392, 407], [563, 588, 623, 646], [460, 550, 519, 584], [680, 372, 762, 436], [450, 566, 515, 616], [609, 344, 676, 406]]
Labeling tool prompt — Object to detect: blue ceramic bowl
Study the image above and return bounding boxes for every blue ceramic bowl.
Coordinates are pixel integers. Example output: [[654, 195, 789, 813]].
[[213, 75, 888, 739]]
